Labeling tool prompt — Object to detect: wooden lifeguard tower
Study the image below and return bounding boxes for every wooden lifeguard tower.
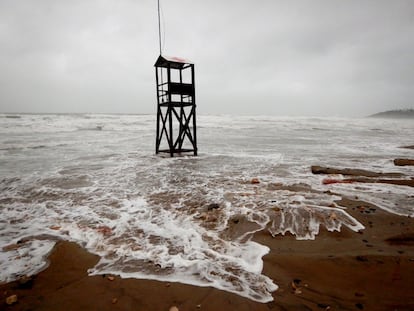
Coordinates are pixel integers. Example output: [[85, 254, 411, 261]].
[[154, 55, 197, 157]]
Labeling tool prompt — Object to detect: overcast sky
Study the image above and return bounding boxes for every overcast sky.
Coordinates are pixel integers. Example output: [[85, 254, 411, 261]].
[[0, 0, 413, 117]]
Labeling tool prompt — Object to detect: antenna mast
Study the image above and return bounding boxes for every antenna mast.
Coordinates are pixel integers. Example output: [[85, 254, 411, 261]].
[[157, 0, 162, 55]]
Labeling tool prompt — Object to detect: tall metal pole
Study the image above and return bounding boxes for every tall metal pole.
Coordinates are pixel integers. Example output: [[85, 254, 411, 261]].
[[157, 0, 162, 55]]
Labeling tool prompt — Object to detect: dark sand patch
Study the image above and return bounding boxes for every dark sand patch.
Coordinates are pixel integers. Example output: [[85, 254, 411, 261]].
[[386, 234, 414, 246]]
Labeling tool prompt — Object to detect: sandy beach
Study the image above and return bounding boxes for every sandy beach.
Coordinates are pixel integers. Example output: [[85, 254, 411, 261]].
[[2, 163, 414, 311]]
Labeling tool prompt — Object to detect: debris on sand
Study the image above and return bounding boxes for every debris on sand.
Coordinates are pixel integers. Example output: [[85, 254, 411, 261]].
[[6, 294, 18, 305]]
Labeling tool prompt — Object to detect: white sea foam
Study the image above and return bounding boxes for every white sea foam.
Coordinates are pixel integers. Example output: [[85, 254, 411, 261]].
[[0, 114, 413, 302]]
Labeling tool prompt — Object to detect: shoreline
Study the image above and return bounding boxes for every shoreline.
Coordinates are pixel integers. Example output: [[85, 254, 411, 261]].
[[1, 163, 414, 310], [2, 199, 414, 310]]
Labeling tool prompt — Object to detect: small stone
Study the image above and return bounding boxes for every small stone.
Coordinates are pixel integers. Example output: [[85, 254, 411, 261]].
[[294, 288, 302, 295], [232, 218, 240, 224], [169, 306, 179, 311], [291, 279, 302, 294], [107, 276, 115, 281], [356, 255, 368, 262], [6, 294, 18, 305], [251, 178, 260, 184], [49, 225, 61, 230], [112, 298, 118, 304], [206, 215, 218, 222], [207, 203, 220, 211]]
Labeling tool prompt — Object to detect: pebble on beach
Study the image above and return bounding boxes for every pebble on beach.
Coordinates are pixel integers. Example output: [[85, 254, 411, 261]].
[[6, 294, 18, 305]]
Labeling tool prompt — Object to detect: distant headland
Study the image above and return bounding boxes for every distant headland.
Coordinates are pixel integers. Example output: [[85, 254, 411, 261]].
[[369, 109, 414, 119]]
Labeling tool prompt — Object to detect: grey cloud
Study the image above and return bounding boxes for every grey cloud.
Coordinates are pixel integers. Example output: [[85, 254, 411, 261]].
[[0, 0, 413, 116]]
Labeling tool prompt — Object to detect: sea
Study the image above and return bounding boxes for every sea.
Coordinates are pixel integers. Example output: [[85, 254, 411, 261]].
[[0, 113, 413, 302]]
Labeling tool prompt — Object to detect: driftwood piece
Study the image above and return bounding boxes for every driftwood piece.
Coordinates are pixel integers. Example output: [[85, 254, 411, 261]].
[[311, 166, 403, 178], [322, 177, 414, 187], [394, 158, 414, 166], [399, 145, 414, 150], [322, 177, 414, 188]]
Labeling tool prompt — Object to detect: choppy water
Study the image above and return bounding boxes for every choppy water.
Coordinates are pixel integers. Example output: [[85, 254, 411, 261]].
[[0, 113, 413, 302]]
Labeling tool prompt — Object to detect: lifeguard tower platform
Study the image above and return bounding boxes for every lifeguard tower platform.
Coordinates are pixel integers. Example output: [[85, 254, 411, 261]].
[[154, 55, 197, 157]]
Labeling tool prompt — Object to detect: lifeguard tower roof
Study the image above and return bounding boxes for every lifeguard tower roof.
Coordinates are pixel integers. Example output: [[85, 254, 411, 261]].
[[154, 55, 193, 69]]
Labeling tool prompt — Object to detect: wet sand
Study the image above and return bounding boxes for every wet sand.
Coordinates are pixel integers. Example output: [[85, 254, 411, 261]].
[[2, 170, 414, 310]]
